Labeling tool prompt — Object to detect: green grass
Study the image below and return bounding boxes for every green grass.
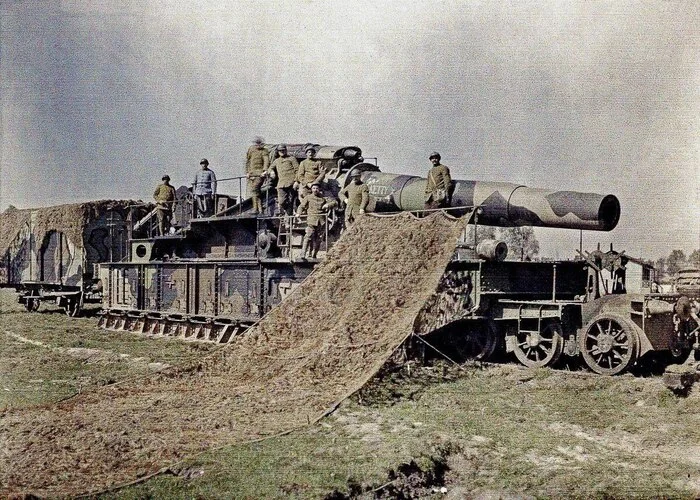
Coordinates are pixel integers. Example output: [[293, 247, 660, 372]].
[[111, 365, 700, 499], [0, 290, 218, 409], [2, 290, 700, 498]]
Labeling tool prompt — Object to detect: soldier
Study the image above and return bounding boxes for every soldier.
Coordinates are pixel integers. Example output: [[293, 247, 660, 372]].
[[424, 151, 452, 210], [268, 144, 299, 215], [296, 182, 337, 259], [246, 136, 270, 214], [296, 146, 326, 200], [153, 175, 176, 236], [192, 158, 217, 217], [339, 170, 369, 227]]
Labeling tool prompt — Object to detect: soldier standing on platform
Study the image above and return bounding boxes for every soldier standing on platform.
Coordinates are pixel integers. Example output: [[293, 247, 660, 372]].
[[424, 151, 452, 210], [296, 146, 326, 200], [246, 137, 270, 214], [296, 182, 337, 259], [193, 158, 217, 217], [153, 175, 176, 236], [339, 170, 369, 227], [268, 144, 299, 215]]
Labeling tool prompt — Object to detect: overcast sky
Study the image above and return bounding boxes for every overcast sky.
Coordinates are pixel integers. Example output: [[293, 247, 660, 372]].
[[1, 0, 698, 259]]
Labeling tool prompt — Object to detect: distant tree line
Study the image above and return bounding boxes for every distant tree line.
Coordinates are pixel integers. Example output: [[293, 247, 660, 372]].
[[653, 249, 700, 280]]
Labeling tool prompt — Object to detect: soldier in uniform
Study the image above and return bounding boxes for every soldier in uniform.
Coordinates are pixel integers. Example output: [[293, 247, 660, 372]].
[[424, 151, 452, 210], [339, 170, 369, 227], [153, 175, 176, 236], [192, 158, 217, 217], [296, 182, 337, 259], [246, 137, 270, 214], [268, 144, 299, 215], [296, 146, 326, 200]]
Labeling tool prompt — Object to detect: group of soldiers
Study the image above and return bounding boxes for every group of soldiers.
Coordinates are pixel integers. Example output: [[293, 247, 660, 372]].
[[152, 158, 218, 236], [152, 140, 453, 258], [246, 137, 370, 258]]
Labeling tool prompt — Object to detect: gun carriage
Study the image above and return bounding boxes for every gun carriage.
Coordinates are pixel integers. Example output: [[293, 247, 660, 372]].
[[87, 143, 698, 375]]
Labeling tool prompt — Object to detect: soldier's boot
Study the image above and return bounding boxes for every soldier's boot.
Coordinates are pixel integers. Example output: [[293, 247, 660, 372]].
[[300, 237, 310, 260], [311, 238, 320, 259]]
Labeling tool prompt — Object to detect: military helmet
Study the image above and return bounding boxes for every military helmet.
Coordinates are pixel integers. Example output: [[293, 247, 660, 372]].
[[199, 158, 209, 165], [253, 136, 264, 145], [305, 145, 316, 153], [429, 152, 441, 161], [310, 181, 322, 188], [278, 144, 287, 151], [162, 175, 170, 181], [349, 169, 361, 178]]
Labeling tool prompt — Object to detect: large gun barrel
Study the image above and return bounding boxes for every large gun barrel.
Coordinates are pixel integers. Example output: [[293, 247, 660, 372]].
[[356, 171, 620, 231]]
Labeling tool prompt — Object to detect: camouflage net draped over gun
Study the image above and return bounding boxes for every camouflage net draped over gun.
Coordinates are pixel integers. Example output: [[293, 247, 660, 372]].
[[0, 212, 465, 497]]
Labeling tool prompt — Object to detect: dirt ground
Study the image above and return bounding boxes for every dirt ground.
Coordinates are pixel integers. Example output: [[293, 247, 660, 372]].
[[0, 212, 466, 497]]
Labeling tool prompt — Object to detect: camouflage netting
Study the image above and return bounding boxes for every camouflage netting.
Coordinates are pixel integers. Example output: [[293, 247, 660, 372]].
[[0, 212, 466, 497], [0, 201, 134, 256], [0, 207, 30, 257]]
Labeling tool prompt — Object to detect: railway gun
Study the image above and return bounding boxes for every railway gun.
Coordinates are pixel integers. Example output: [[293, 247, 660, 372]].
[[7, 142, 689, 376]]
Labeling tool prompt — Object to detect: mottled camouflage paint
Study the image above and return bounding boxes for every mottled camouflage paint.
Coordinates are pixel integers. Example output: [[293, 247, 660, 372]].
[[356, 172, 619, 231], [102, 259, 314, 324]]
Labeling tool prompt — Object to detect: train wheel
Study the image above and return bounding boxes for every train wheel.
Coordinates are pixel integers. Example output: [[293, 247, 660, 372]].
[[513, 320, 564, 368], [579, 314, 639, 375], [24, 298, 40, 312], [458, 320, 498, 361], [64, 299, 81, 317]]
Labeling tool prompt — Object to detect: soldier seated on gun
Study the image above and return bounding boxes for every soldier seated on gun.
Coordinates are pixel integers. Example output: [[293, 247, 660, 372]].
[[268, 144, 299, 216], [295, 146, 326, 200], [153, 175, 176, 236], [296, 182, 337, 259], [246, 136, 270, 214], [339, 170, 369, 228], [193, 158, 217, 217], [424, 151, 452, 210]]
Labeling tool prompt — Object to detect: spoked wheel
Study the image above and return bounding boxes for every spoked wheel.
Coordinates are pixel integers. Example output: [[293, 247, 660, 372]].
[[513, 320, 564, 368], [24, 298, 40, 312], [455, 320, 499, 361], [579, 314, 639, 375]]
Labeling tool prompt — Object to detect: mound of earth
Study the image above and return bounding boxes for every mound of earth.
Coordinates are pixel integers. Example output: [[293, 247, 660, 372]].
[[0, 212, 466, 497]]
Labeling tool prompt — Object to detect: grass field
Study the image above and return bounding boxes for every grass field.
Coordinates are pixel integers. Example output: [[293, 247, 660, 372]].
[[2, 290, 700, 499]]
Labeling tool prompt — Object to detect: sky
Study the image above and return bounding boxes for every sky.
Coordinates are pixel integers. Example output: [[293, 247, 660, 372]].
[[1, 0, 698, 260]]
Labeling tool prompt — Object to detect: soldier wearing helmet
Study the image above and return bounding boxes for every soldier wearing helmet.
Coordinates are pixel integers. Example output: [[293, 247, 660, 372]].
[[296, 182, 337, 259], [246, 136, 270, 214], [153, 175, 176, 235], [268, 144, 299, 215], [339, 169, 369, 227], [296, 146, 327, 200], [192, 158, 217, 217], [424, 151, 452, 210]]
